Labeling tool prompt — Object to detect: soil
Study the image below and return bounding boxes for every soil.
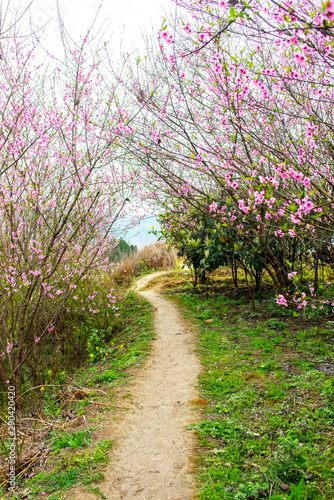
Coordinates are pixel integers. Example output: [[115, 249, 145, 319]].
[[68, 272, 201, 500]]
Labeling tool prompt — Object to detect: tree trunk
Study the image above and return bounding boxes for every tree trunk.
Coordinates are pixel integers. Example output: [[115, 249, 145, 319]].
[[0, 361, 8, 388], [314, 250, 319, 293], [259, 235, 287, 292], [232, 259, 238, 288], [193, 267, 198, 288], [14, 366, 23, 414], [25, 358, 42, 387], [245, 268, 256, 311]]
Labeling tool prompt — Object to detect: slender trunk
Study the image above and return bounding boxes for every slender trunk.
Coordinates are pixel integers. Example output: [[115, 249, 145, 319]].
[[13, 321, 24, 413], [25, 358, 42, 387], [314, 250, 319, 293], [14, 366, 23, 414], [255, 270, 261, 292], [193, 267, 198, 288], [292, 237, 296, 272], [259, 235, 287, 292], [322, 259, 325, 286], [231, 259, 238, 288], [245, 268, 256, 311], [0, 361, 8, 388]]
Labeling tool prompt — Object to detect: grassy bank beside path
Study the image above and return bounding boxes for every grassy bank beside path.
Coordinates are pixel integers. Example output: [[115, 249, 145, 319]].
[[0, 291, 155, 500], [161, 272, 334, 500]]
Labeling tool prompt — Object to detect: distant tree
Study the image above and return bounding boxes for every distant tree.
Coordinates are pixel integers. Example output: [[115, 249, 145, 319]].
[[111, 240, 138, 262]]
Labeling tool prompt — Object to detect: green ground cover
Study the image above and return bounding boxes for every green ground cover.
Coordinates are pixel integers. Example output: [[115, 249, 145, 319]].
[[0, 290, 155, 499], [175, 283, 334, 500]]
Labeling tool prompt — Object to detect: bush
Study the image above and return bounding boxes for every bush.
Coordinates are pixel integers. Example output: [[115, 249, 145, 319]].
[[112, 241, 177, 284]]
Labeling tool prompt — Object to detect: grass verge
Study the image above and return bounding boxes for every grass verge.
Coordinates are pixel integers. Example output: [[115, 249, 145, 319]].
[[169, 274, 334, 500], [0, 290, 154, 499]]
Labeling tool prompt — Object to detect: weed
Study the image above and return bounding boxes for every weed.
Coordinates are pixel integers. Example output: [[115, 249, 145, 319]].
[[265, 318, 288, 331], [25, 440, 113, 496], [92, 369, 128, 384], [50, 429, 92, 454]]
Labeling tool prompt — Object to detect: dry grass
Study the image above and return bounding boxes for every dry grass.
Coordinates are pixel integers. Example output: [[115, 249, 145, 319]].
[[111, 242, 177, 284]]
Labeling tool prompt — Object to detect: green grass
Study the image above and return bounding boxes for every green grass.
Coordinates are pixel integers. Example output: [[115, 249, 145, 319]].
[[25, 440, 112, 498], [50, 429, 92, 454], [0, 290, 155, 499], [176, 289, 334, 500]]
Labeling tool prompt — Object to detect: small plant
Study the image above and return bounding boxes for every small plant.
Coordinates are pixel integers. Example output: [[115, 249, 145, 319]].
[[87, 328, 116, 363], [25, 440, 113, 496], [194, 419, 243, 442], [265, 318, 287, 330], [271, 480, 307, 500], [50, 430, 92, 454], [92, 369, 128, 384]]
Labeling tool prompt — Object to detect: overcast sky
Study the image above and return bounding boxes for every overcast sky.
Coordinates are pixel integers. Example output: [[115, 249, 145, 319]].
[[5, 0, 174, 54], [2, 0, 170, 247]]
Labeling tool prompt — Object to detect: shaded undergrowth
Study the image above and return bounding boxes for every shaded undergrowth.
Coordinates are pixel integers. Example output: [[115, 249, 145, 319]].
[[0, 290, 154, 499]]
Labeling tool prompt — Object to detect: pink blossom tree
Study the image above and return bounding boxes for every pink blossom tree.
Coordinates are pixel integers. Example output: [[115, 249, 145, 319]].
[[0, 35, 136, 408], [123, 0, 334, 308]]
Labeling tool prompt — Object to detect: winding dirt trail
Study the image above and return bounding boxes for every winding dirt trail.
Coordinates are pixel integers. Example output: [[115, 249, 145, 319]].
[[100, 272, 201, 500]]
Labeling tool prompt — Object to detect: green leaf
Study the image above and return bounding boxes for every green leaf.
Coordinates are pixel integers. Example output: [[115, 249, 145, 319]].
[[266, 187, 273, 199], [230, 6, 236, 18]]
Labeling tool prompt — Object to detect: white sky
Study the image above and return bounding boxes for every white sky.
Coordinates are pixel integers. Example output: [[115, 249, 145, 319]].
[[5, 0, 174, 54], [2, 0, 171, 247]]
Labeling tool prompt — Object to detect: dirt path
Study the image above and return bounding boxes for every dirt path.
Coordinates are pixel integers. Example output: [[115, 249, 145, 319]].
[[100, 272, 201, 500]]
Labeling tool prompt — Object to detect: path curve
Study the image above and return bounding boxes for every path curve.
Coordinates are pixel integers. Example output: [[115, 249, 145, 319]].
[[100, 272, 201, 500]]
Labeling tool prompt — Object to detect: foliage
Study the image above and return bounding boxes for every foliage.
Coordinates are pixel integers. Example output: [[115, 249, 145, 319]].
[[0, 33, 137, 406], [50, 430, 92, 454], [24, 440, 113, 497], [156, 207, 269, 290], [111, 240, 138, 263]]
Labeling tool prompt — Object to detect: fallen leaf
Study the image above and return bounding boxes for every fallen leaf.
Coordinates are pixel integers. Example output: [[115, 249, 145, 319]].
[[205, 319, 214, 323]]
